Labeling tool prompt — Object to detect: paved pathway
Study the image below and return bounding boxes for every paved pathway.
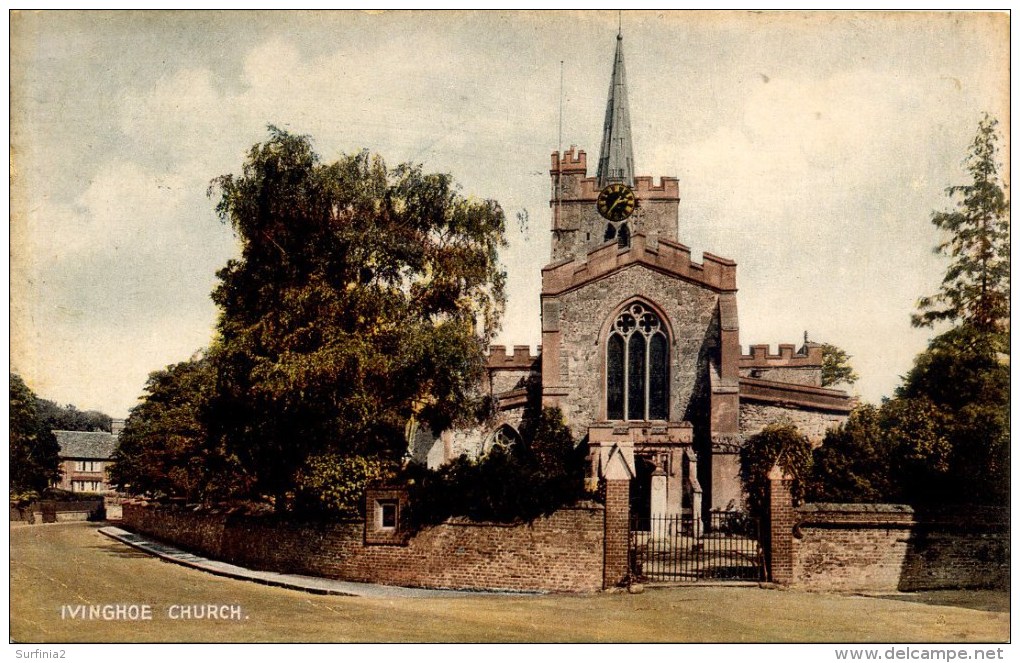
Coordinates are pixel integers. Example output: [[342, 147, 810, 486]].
[[99, 525, 510, 598]]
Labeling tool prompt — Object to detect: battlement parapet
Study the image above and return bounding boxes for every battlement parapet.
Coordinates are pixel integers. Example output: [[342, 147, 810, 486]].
[[487, 344, 541, 369], [549, 146, 679, 201], [574, 175, 680, 200], [541, 232, 737, 295], [740, 343, 823, 367], [551, 146, 588, 174], [633, 175, 680, 199]]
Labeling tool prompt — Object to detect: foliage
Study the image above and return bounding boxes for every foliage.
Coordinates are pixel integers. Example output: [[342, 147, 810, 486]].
[[36, 400, 111, 433], [879, 397, 953, 502], [808, 405, 891, 502], [820, 343, 859, 387], [810, 323, 1006, 506], [206, 127, 507, 505], [913, 114, 1010, 334], [407, 408, 588, 523], [109, 355, 248, 502], [898, 324, 1008, 505], [898, 324, 1008, 411], [809, 400, 952, 504], [10, 374, 62, 494], [739, 423, 813, 520], [293, 454, 398, 520]]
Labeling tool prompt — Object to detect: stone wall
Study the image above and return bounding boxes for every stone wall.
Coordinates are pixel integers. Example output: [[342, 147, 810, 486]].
[[790, 503, 1008, 591], [122, 502, 606, 593], [551, 265, 719, 436], [740, 401, 847, 444], [738, 366, 820, 386]]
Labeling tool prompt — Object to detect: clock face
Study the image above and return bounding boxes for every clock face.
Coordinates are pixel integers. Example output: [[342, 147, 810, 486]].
[[597, 183, 636, 222]]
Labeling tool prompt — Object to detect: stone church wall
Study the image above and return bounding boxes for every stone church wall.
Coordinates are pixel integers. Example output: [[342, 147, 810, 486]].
[[553, 265, 719, 436], [738, 366, 820, 387], [740, 402, 846, 444], [122, 502, 606, 593]]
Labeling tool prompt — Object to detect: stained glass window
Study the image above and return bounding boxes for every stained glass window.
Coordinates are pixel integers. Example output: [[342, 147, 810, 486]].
[[606, 302, 669, 420]]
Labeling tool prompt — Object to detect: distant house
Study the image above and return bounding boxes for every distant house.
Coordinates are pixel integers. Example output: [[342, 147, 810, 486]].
[[54, 420, 123, 494]]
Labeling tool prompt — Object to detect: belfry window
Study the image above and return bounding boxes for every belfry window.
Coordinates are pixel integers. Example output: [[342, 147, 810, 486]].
[[606, 303, 669, 421], [603, 220, 631, 248]]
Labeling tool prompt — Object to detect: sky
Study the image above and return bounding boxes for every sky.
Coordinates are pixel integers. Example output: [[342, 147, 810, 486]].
[[10, 10, 1009, 418]]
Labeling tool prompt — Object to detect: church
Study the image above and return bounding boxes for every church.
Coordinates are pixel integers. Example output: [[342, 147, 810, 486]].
[[410, 31, 853, 519]]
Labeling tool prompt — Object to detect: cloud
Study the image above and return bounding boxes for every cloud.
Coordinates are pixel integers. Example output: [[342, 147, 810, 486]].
[[10, 12, 1008, 415], [23, 160, 203, 262]]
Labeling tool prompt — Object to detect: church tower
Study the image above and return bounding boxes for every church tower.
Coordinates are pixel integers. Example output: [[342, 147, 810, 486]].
[[413, 25, 852, 532], [549, 32, 682, 263], [541, 29, 744, 517]]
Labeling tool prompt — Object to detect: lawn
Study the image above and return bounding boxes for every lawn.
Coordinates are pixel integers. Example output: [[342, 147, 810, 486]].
[[10, 522, 1009, 643]]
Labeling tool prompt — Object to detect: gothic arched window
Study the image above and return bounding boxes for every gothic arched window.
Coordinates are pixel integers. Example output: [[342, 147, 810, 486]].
[[606, 302, 669, 421], [485, 424, 522, 454]]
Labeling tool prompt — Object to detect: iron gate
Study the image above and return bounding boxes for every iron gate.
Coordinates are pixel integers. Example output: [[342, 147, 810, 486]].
[[629, 511, 763, 582]]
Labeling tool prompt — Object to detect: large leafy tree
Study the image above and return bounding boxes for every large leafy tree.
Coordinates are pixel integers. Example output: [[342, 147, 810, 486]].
[[808, 405, 892, 503], [36, 399, 111, 433], [109, 355, 246, 501], [10, 374, 61, 495], [897, 324, 1009, 505], [207, 127, 507, 506], [913, 114, 1009, 334]]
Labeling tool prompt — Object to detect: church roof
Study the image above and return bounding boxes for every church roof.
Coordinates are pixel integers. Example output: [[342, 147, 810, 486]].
[[596, 33, 635, 187]]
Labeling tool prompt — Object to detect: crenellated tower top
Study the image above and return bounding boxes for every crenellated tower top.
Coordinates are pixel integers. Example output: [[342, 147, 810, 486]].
[[548, 33, 684, 263]]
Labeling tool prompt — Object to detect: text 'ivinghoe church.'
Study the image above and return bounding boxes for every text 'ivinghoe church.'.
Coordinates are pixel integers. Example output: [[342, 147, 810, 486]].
[[410, 31, 853, 519]]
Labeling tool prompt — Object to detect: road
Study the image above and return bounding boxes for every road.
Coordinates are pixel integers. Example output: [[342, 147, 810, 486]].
[[10, 522, 1009, 643]]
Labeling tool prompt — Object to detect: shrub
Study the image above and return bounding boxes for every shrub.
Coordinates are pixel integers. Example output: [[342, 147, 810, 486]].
[[407, 407, 588, 524], [739, 423, 812, 520], [294, 453, 398, 520]]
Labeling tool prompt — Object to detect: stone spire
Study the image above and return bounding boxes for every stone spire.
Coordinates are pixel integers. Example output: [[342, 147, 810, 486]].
[[596, 31, 635, 188]]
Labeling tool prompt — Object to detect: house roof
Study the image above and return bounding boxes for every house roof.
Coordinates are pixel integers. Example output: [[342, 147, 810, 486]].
[[54, 430, 117, 460]]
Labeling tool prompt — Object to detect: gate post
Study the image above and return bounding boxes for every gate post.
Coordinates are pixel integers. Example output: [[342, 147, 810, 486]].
[[604, 479, 631, 589], [601, 444, 635, 590], [767, 464, 796, 584]]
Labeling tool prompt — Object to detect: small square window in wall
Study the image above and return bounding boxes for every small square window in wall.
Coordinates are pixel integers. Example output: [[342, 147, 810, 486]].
[[364, 487, 410, 545], [378, 500, 398, 529]]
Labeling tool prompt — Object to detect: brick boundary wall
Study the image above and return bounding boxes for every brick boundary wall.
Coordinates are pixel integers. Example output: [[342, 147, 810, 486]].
[[122, 502, 606, 593], [790, 503, 1009, 591]]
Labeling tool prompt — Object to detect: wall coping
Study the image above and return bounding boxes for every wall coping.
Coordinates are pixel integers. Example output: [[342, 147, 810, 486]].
[[124, 500, 605, 526], [795, 502, 1008, 530], [798, 503, 913, 514]]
